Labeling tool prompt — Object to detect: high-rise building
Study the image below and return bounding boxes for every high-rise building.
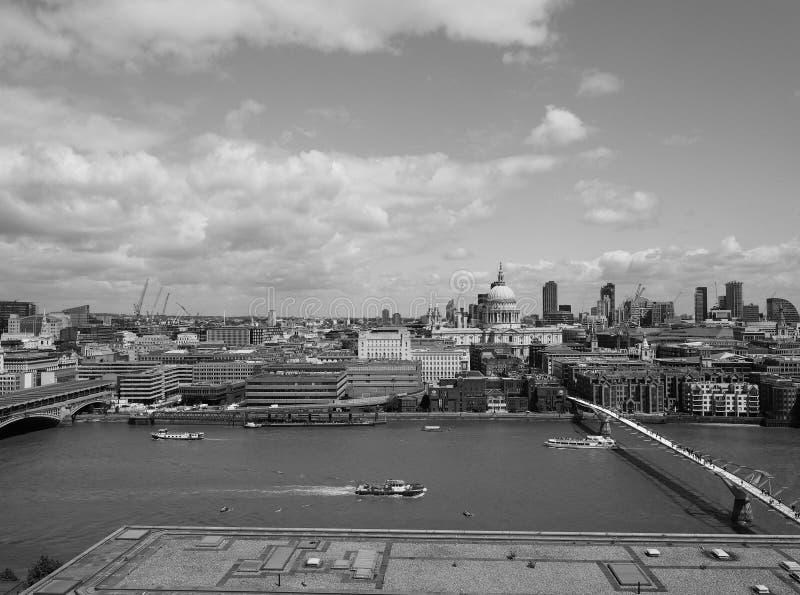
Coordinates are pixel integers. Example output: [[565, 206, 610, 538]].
[[0, 301, 37, 333], [381, 308, 390, 325], [718, 296, 728, 310], [742, 303, 760, 323], [542, 281, 558, 315], [694, 287, 708, 323], [766, 298, 800, 324], [725, 281, 743, 319], [600, 283, 615, 325]]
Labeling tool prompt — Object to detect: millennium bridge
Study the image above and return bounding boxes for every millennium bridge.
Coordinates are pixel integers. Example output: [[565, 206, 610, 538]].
[[0, 378, 115, 431], [568, 395, 800, 528]]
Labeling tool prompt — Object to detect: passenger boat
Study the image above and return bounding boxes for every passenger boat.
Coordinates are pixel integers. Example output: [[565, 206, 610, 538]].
[[421, 425, 442, 432], [151, 428, 204, 440], [243, 421, 263, 428], [355, 479, 426, 497], [544, 435, 616, 449]]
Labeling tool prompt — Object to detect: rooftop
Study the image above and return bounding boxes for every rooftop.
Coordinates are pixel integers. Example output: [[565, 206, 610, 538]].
[[26, 526, 800, 595]]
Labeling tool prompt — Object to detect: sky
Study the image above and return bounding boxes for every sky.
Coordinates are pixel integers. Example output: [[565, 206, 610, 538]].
[[1, 0, 799, 319]]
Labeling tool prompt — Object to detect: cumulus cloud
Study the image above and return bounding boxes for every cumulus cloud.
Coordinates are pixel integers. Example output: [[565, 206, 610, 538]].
[[224, 99, 265, 136], [0, 0, 563, 70], [576, 69, 623, 97], [572, 179, 659, 227], [0, 133, 559, 311], [525, 105, 588, 147]]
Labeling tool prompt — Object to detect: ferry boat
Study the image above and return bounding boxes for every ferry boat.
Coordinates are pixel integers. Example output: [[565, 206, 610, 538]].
[[151, 428, 204, 440], [544, 435, 616, 449], [355, 479, 426, 497]]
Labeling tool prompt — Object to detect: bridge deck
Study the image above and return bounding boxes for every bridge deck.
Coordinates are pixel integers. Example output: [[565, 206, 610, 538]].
[[568, 396, 800, 527]]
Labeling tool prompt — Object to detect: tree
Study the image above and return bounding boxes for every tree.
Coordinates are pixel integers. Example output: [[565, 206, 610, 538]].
[[0, 568, 18, 581], [418, 394, 430, 412], [26, 556, 62, 587]]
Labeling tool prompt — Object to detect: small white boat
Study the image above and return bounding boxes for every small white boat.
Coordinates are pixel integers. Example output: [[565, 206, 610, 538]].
[[243, 421, 264, 428], [151, 428, 204, 440], [544, 435, 616, 449], [355, 479, 426, 497], [421, 425, 442, 432]]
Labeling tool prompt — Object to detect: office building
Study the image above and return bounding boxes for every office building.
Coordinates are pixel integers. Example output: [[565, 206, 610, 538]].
[[244, 371, 347, 405], [542, 281, 557, 315], [357, 327, 411, 360], [0, 301, 36, 333], [725, 281, 743, 319], [600, 283, 615, 325], [694, 287, 708, 323], [766, 298, 800, 324], [381, 309, 390, 325], [206, 327, 252, 347], [742, 303, 760, 323]]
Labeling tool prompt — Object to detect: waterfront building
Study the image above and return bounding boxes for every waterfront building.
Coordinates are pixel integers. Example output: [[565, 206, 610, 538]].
[[345, 360, 423, 399], [725, 280, 743, 319], [766, 297, 800, 324], [754, 373, 799, 421], [574, 369, 665, 414], [688, 380, 759, 416], [542, 281, 557, 316], [357, 327, 411, 360], [77, 360, 159, 381], [117, 365, 192, 405], [409, 347, 468, 385], [694, 286, 708, 323], [191, 361, 263, 384], [180, 381, 246, 407], [243, 371, 347, 406], [600, 283, 615, 325]]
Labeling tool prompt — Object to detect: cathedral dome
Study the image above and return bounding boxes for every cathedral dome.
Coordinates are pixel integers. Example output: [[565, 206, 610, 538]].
[[487, 284, 516, 303]]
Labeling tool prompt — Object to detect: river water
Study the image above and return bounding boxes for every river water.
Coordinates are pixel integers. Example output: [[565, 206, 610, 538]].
[[1, 418, 798, 576]]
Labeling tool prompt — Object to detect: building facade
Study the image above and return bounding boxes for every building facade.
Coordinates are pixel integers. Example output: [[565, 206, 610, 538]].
[[542, 281, 557, 316], [725, 281, 743, 319], [600, 283, 615, 326], [694, 287, 708, 323], [357, 327, 411, 360]]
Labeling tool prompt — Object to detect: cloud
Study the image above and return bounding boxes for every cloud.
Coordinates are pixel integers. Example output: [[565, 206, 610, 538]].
[[576, 69, 623, 97], [224, 99, 265, 136], [0, 134, 559, 311], [0, 84, 165, 151], [444, 247, 474, 260], [572, 179, 659, 227], [501, 49, 558, 67], [525, 105, 588, 147], [661, 133, 701, 147], [577, 146, 618, 169], [0, 0, 564, 70]]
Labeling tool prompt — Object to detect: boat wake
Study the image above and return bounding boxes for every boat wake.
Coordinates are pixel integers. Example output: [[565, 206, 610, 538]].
[[209, 485, 356, 497]]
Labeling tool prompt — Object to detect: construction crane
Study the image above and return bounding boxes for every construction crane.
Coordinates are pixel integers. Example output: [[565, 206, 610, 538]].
[[161, 292, 170, 317], [133, 278, 149, 318], [150, 286, 163, 318], [630, 283, 645, 327], [174, 302, 192, 324]]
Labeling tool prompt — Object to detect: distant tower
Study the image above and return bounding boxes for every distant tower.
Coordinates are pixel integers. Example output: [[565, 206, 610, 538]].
[[725, 281, 743, 319], [381, 308, 390, 325], [543, 281, 558, 315], [600, 283, 615, 325], [694, 287, 708, 323]]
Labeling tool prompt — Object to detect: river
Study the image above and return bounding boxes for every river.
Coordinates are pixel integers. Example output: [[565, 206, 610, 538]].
[[1, 418, 798, 577]]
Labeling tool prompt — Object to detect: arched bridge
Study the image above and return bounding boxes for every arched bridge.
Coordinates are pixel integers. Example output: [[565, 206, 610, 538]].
[[0, 378, 115, 431], [567, 395, 800, 528]]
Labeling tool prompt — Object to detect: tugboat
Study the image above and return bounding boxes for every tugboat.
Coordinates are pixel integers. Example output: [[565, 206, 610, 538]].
[[355, 479, 426, 497], [544, 435, 616, 449], [151, 428, 204, 440]]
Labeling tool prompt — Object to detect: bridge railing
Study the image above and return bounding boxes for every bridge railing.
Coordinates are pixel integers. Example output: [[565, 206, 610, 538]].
[[567, 396, 800, 526]]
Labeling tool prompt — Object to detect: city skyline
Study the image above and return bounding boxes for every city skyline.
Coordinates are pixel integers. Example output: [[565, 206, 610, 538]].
[[1, 1, 800, 316]]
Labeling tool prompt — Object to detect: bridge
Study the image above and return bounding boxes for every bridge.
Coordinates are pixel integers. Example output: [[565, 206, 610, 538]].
[[0, 378, 115, 431], [567, 395, 800, 528]]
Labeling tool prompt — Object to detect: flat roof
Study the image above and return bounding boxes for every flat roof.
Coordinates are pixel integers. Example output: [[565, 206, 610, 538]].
[[27, 527, 800, 594]]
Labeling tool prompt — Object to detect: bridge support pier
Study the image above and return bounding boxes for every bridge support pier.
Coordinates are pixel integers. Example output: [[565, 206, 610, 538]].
[[59, 406, 74, 427], [598, 414, 612, 437], [722, 478, 753, 526]]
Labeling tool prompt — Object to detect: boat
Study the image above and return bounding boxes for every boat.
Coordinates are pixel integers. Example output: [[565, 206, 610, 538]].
[[151, 428, 204, 440], [243, 421, 264, 428], [544, 435, 616, 449], [355, 479, 426, 497], [421, 425, 442, 432]]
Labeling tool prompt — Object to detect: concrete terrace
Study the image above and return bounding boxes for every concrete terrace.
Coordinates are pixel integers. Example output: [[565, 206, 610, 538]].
[[23, 527, 800, 594]]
